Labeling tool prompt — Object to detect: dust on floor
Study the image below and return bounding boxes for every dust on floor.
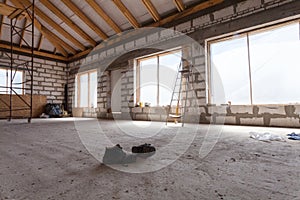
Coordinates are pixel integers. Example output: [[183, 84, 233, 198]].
[[0, 118, 299, 200]]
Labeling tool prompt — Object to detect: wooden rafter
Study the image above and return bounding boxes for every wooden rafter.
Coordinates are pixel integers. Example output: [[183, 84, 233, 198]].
[[16, 0, 86, 51], [173, 0, 185, 12], [37, 34, 43, 51], [0, 0, 7, 36], [151, 0, 224, 27], [112, 0, 140, 28], [60, 0, 108, 40], [141, 0, 160, 22], [68, 0, 224, 61], [0, 43, 67, 61], [19, 18, 27, 47], [85, 0, 122, 34], [39, 0, 97, 47], [10, 0, 70, 57]]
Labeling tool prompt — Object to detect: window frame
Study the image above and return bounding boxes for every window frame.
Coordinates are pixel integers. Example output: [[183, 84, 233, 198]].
[[135, 48, 182, 106], [206, 17, 300, 105], [75, 69, 97, 108], [0, 68, 24, 95]]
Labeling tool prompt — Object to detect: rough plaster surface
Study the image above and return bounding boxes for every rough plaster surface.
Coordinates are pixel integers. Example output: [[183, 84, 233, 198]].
[[0, 118, 299, 200]]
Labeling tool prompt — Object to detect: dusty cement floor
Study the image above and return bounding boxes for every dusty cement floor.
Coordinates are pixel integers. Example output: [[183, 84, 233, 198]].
[[0, 118, 299, 200]]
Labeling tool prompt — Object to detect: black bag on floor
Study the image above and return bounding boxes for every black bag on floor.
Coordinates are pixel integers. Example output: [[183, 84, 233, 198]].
[[45, 103, 63, 118]]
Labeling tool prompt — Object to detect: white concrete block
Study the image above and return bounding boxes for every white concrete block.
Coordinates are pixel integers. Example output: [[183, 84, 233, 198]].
[[176, 21, 192, 32], [213, 6, 235, 19], [270, 118, 300, 128], [230, 105, 252, 114], [240, 117, 264, 126], [258, 105, 286, 115], [236, 0, 262, 13], [193, 15, 210, 27]]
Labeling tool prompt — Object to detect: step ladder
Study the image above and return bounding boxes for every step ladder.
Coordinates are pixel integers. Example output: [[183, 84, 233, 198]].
[[166, 61, 192, 127]]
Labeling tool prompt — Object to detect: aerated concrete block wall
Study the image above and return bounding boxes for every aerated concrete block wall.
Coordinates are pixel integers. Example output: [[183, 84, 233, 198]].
[[67, 0, 300, 127], [0, 52, 67, 105]]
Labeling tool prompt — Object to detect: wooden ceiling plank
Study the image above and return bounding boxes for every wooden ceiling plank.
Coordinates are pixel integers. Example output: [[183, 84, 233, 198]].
[[16, 0, 86, 51], [141, 0, 161, 22], [85, 0, 122, 34], [39, 0, 97, 47], [10, 0, 70, 57], [112, 0, 140, 28], [173, 0, 185, 12], [60, 0, 108, 40]]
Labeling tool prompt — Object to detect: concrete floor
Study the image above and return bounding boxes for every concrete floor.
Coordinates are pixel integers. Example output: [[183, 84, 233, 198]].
[[0, 118, 299, 200]]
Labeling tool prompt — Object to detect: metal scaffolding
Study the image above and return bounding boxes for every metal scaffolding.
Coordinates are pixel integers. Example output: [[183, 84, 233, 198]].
[[0, 0, 35, 123]]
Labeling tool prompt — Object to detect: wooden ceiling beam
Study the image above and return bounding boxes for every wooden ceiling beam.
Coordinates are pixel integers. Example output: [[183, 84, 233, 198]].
[[16, 0, 86, 51], [0, 2, 25, 19], [173, 0, 185, 12], [19, 18, 27, 47], [85, 0, 122, 34], [10, 0, 70, 57], [37, 34, 43, 51], [112, 0, 140, 28], [39, 0, 97, 47], [60, 0, 108, 40], [0, 1, 7, 36], [150, 0, 224, 27], [68, 0, 224, 61], [141, 0, 160, 22], [0, 43, 68, 61]]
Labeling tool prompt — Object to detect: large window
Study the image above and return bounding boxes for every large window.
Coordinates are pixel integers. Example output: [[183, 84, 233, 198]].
[[135, 49, 182, 106], [209, 20, 300, 105], [0, 68, 23, 94], [75, 70, 97, 108]]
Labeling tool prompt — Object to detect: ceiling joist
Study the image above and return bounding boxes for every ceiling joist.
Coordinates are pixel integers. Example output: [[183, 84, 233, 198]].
[[10, 0, 71, 57], [85, 0, 122, 34], [151, 0, 224, 27], [141, 0, 161, 22], [112, 0, 140, 28], [39, 0, 97, 47], [60, 0, 108, 41], [16, 0, 86, 52], [173, 0, 185, 12]]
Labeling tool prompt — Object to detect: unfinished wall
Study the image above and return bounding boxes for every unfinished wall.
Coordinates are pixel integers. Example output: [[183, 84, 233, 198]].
[[67, 0, 300, 127], [0, 52, 68, 105]]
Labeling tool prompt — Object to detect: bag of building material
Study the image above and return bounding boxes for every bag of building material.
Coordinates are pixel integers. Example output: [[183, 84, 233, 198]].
[[249, 132, 285, 142], [45, 103, 63, 118], [132, 143, 156, 158], [103, 144, 136, 164]]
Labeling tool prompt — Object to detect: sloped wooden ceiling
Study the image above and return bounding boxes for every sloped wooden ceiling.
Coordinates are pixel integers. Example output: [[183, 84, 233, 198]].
[[0, 0, 224, 62]]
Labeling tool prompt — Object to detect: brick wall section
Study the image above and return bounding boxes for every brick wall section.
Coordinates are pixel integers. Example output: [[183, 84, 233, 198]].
[[120, 60, 134, 118], [97, 71, 109, 118], [0, 52, 67, 104]]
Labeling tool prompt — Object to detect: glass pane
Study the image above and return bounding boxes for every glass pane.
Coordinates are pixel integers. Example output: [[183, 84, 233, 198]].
[[89, 72, 97, 108], [0, 69, 7, 94], [140, 57, 158, 106], [159, 51, 182, 106], [210, 36, 251, 105], [12, 71, 23, 94], [79, 74, 88, 107], [249, 23, 300, 104]]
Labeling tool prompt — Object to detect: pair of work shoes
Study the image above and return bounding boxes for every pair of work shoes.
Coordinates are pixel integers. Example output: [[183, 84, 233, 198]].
[[103, 143, 156, 164]]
